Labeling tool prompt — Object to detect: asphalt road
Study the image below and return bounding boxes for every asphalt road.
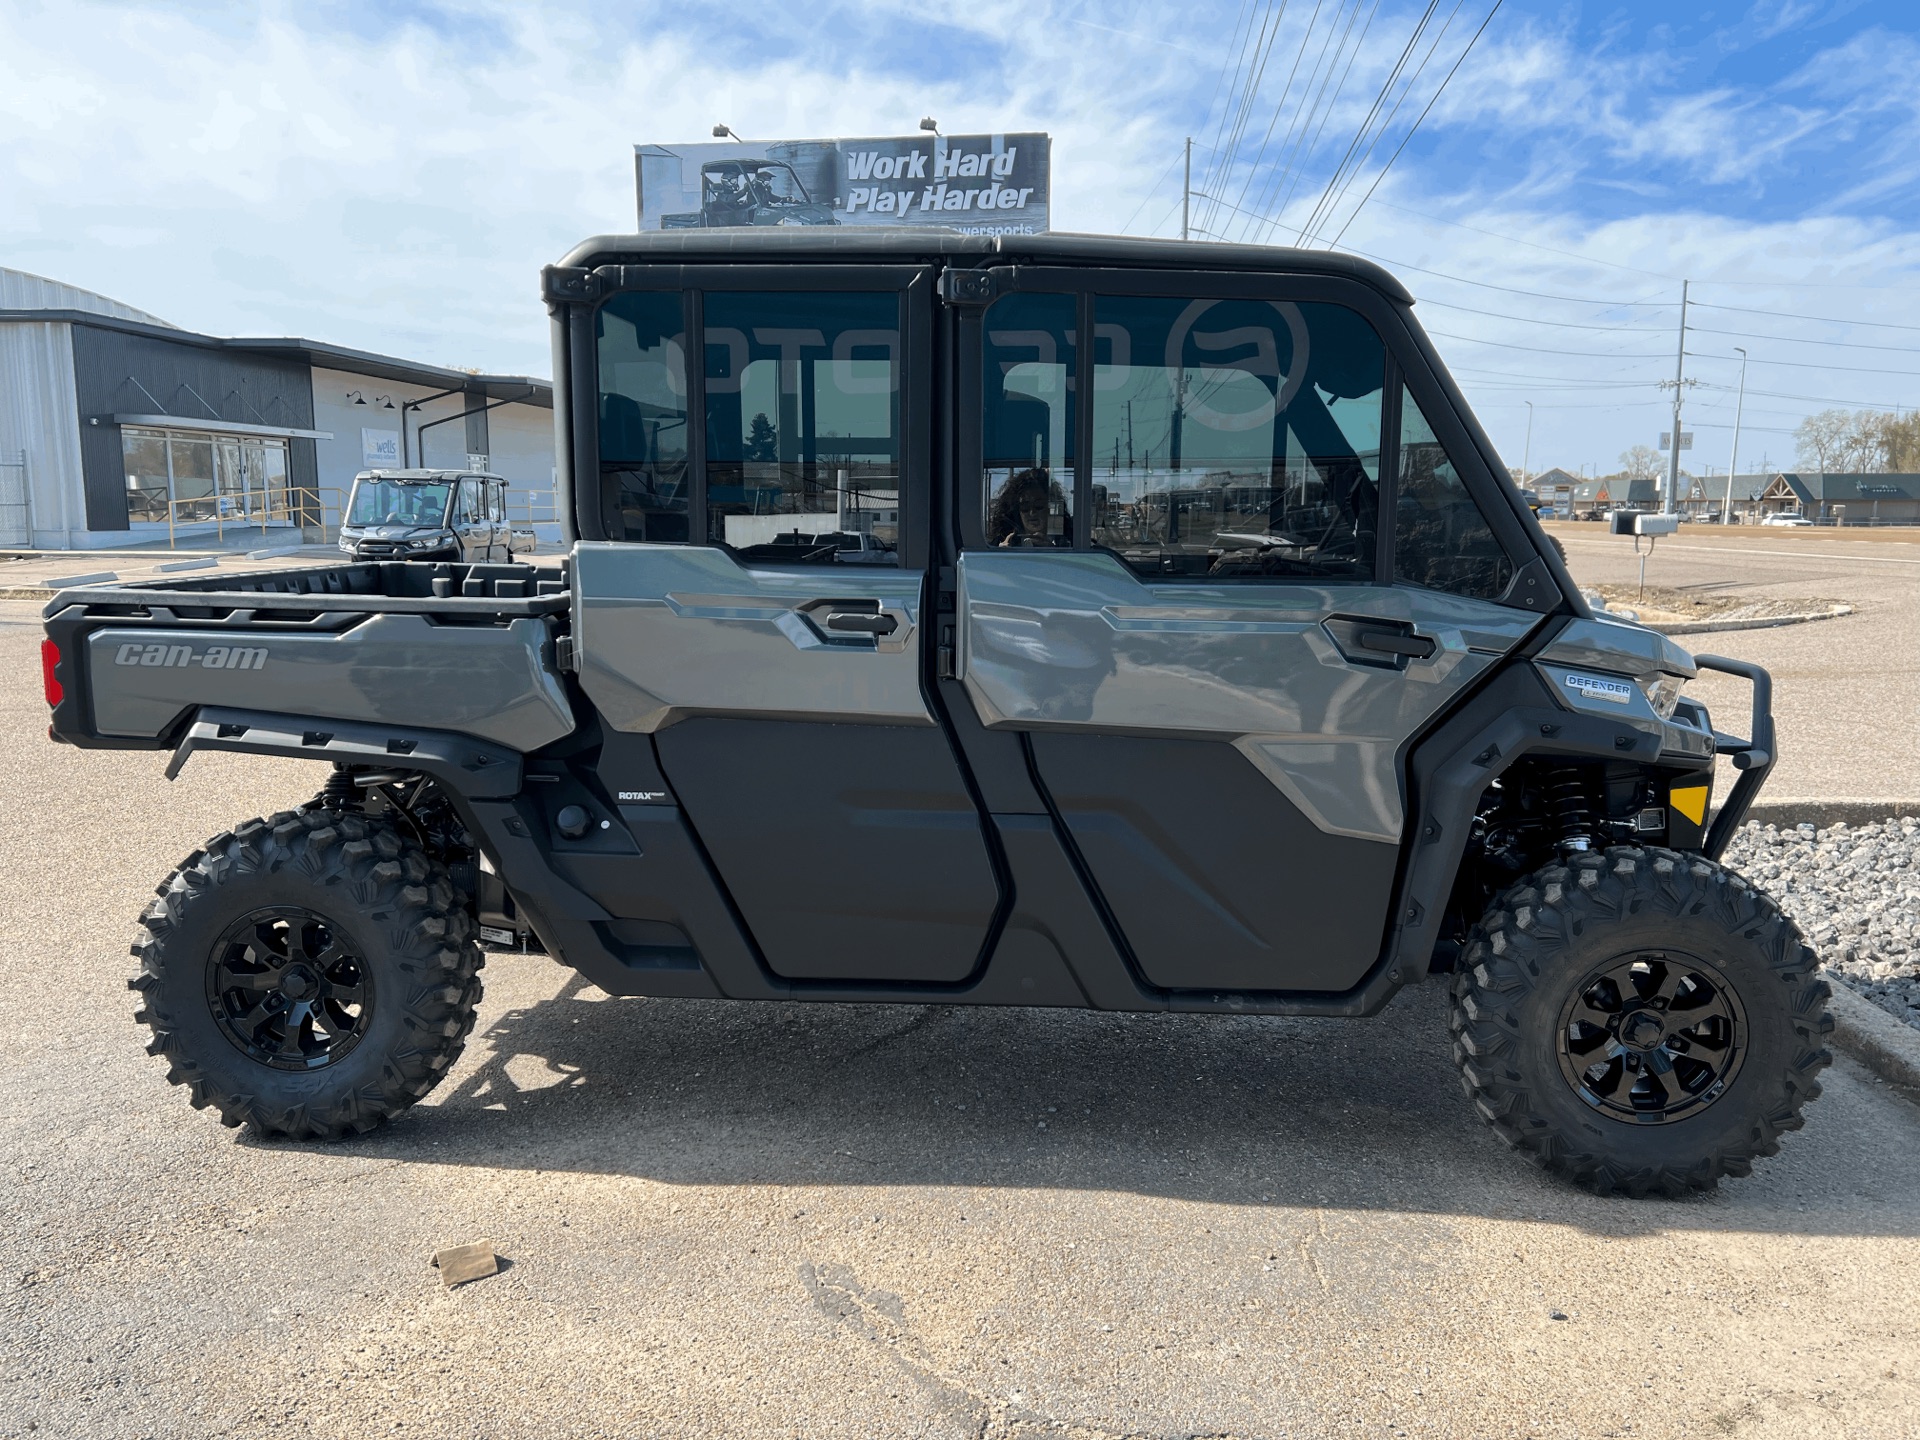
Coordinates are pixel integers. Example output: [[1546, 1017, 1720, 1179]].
[[5, 568, 1920, 1439]]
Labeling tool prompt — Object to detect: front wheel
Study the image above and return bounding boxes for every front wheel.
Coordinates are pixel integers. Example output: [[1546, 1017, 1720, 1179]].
[[1450, 846, 1832, 1197], [130, 811, 483, 1139]]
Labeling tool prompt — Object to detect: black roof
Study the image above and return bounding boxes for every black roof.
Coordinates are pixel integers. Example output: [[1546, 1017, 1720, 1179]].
[[554, 229, 1414, 304], [0, 308, 552, 407]]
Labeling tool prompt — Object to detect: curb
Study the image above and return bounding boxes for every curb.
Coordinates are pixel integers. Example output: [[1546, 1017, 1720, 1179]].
[[1826, 982, 1920, 1097], [1647, 605, 1851, 636], [0, 587, 54, 601], [1743, 798, 1920, 829]]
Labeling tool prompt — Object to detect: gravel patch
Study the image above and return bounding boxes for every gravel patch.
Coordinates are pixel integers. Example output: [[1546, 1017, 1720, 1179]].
[[1723, 817, 1920, 1032]]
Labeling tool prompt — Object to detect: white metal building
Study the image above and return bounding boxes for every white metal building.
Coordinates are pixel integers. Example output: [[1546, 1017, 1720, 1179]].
[[0, 267, 553, 550]]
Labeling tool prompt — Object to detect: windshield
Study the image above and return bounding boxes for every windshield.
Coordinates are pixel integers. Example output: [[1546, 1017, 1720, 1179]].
[[347, 479, 452, 528]]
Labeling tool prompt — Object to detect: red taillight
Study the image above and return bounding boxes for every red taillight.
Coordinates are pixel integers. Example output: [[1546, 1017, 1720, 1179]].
[[41, 638, 63, 709]]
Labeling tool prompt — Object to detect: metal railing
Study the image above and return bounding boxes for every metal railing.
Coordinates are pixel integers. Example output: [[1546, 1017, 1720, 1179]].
[[0, 451, 29, 548], [152, 486, 558, 550], [155, 486, 348, 548]]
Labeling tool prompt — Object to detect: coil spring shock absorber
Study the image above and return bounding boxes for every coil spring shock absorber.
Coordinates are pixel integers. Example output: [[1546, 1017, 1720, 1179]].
[[1546, 764, 1596, 852], [315, 765, 360, 812]]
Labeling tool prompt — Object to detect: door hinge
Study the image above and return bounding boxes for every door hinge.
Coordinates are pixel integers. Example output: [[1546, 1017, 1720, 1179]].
[[938, 268, 1003, 306], [541, 265, 600, 306], [554, 634, 577, 673]]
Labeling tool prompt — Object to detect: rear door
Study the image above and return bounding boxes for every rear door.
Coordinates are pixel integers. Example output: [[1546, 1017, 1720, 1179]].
[[454, 477, 489, 560], [572, 266, 1002, 985], [953, 268, 1542, 994]]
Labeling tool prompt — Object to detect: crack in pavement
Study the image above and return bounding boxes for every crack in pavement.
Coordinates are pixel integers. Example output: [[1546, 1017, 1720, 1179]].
[[797, 1260, 1244, 1440]]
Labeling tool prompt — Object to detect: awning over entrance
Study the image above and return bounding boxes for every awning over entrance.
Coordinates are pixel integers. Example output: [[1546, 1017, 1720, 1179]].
[[104, 414, 333, 442]]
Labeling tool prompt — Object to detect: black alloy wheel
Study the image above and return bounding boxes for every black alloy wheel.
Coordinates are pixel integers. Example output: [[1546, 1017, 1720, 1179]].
[[206, 908, 374, 1071], [1556, 952, 1746, 1124]]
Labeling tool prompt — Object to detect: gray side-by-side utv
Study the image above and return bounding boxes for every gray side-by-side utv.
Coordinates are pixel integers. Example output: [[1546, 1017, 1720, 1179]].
[[40, 230, 1827, 1197]]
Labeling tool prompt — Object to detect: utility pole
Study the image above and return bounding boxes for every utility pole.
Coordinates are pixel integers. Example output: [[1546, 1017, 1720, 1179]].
[[1181, 137, 1192, 242], [1724, 347, 1747, 526], [1660, 279, 1691, 514], [1521, 401, 1534, 489]]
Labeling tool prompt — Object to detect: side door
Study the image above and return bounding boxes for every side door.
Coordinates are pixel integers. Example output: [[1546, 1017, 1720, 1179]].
[[490, 480, 511, 559], [453, 477, 487, 560], [953, 270, 1543, 995], [571, 266, 1003, 985]]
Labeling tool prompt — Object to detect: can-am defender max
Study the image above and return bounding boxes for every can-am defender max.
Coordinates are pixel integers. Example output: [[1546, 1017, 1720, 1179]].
[[41, 231, 1828, 1197]]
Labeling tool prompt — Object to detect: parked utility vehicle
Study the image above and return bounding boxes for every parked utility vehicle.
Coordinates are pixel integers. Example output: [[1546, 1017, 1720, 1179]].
[[337, 469, 515, 563], [41, 232, 1828, 1197]]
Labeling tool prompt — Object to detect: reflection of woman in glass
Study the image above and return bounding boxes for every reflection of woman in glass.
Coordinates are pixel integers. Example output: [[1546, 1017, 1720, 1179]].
[[988, 466, 1072, 547]]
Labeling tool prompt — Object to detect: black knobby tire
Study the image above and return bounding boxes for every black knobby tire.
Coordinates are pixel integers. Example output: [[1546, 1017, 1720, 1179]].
[[129, 810, 483, 1140], [1450, 846, 1832, 1197]]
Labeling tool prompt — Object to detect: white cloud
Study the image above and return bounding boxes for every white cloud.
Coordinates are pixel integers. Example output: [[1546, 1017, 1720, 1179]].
[[2, 0, 1917, 474]]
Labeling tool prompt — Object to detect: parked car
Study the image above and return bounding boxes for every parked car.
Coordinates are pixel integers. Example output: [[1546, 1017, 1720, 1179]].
[[1761, 511, 1812, 527], [40, 231, 1825, 1200]]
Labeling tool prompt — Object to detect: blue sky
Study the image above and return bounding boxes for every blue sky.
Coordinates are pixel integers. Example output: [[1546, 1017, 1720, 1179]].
[[3, 0, 1918, 475]]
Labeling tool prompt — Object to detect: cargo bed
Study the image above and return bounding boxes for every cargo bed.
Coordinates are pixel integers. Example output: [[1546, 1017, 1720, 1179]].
[[42, 560, 576, 754]]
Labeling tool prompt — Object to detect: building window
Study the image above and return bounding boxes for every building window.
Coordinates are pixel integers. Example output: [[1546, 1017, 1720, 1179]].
[[121, 428, 291, 527]]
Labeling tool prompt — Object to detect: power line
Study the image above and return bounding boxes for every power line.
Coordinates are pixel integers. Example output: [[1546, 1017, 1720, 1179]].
[[1688, 323, 1920, 355], [1351, 197, 1679, 280], [1415, 297, 1671, 332], [1296, 0, 1442, 243], [1685, 349, 1920, 379], [1427, 328, 1670, 359], [1223, 0, 1336, 234], [1327, 0, 1504, 248], [1340, 244, 1676, 306], [1306, 0, 1464, 244], [1690, 300, 1920, 332], [1249, 0, 1383, 240]]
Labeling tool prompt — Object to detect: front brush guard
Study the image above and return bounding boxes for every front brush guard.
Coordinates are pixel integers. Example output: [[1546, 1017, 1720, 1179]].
[[1694, 654, 1776, 859]]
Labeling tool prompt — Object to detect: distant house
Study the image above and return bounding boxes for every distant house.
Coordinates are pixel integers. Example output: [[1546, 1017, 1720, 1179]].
[[1527, 467, 1580, 513], [1679, 473, 1771, 520], [1761, 473, 1920, 525], [1570, 476, 1658, 513]]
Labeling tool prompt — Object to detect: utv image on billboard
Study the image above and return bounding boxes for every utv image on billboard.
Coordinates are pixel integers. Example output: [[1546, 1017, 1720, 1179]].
[[662, 159, 838, 229], [637, 133, 1050, 236]]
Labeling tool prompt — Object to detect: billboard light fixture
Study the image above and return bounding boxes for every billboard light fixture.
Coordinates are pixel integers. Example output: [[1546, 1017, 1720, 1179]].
[[919, 117, 939, 135], [712, 124, 746, 143]]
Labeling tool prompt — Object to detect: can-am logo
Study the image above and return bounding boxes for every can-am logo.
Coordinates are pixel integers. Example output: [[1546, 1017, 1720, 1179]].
[[114, 642, 267, 671], [1563, 672, 1633, 705]]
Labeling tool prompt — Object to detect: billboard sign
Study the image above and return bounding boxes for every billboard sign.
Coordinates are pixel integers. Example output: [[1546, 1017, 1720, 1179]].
[[635, 133, 1051, 236]]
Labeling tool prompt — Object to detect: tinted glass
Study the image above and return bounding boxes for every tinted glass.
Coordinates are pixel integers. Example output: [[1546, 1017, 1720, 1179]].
[[1395, 391, 1511, 600], [348, 479, 451, 527], [1090, 298, 1383, 581], [703, 291, 900, 566], [122, 430, 169, 523], [596, 291, 690, 543], [169, 436, 216, 521], [982, 292, 1074, 548]]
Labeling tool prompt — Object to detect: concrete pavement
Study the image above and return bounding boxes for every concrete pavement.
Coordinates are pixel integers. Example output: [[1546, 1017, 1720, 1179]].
[[4, 595, 1920, 1439]]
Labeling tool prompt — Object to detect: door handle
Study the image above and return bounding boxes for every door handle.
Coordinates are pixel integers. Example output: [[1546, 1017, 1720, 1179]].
[[1356, 627, 1435, 659], [825, 611, 898, 636]]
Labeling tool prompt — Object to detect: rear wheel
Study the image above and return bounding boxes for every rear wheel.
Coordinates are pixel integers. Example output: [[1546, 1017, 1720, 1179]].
[[130, 810, 483, 1139], [1450, 846, 1831, 1196]]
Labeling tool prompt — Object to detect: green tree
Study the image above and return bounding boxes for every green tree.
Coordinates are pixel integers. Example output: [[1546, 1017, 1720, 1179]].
[[745, 412, 778, 463]]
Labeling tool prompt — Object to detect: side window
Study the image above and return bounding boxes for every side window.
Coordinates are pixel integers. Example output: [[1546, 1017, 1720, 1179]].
[[459, 478, 486, 524], [982, 293, 1074, 547], [1089, 298, 1383, 580], [489, 482, 506, 524], [1395, 391, 1512, 600], [596, 291, 691, 543], [703, 291, 900, 566]]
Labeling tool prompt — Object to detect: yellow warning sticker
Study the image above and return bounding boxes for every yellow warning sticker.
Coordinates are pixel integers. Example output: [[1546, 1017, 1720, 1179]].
[[1670, 785, 1710, 825]]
